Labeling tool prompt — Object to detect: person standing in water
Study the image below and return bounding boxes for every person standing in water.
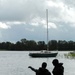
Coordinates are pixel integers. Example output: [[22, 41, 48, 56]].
[[28, 62, 51, 75], [52, 59, 64, 75]]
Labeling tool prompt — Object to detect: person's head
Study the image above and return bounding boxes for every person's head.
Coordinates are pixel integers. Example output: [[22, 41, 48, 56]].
[[52, 59, 59, 66], [42, 62, 47, 68]]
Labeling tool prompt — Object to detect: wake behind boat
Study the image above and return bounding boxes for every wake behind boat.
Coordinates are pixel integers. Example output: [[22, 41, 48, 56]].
[[29, 9, 58, 58]]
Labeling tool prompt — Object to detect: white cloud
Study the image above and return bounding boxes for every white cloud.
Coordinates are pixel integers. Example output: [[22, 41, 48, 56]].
[[30, 17, 41, 26], [41, 20, 46, 25], [46, 0, 75, 28], [30, 17, 47, 27], [46, 0, 63, 8], [48, 22, 57, 29], [61, 7, 75, 23], [31, 22, 39, 26], [0, 22, 10, 29], [6, 21, 26, 25], [44, 22, 57, 29]]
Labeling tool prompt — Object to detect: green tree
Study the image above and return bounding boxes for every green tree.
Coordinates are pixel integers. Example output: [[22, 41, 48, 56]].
[[48, 40, 57, 50], [37, 41, 46, 50]]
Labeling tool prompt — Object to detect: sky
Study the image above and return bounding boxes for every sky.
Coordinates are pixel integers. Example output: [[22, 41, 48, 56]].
[[0, 0, 75, 43]]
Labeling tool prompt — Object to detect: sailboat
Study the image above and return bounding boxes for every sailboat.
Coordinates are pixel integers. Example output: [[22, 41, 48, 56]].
[[29, 9, 58, 57]]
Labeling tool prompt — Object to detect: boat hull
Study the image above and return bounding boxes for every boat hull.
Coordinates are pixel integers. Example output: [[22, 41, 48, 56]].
[[29, 52, 58, 57]]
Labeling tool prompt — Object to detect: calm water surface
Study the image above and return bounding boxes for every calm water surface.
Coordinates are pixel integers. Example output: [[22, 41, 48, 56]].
[[0, 51, 74, 75]]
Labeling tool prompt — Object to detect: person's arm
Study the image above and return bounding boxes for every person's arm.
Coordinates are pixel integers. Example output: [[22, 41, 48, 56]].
[[28, 66, 37, 72]]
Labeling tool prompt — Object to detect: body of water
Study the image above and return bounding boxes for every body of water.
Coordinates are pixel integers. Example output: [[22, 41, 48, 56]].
[[0, 51, 74, 75]]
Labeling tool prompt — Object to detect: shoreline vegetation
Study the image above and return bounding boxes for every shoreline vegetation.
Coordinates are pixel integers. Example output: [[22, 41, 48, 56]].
[[0, 38, 75, 51], [64, 51, 75, 58]]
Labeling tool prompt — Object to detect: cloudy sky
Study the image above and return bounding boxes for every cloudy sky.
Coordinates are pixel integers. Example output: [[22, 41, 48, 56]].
[[0, 0, 75, 43]]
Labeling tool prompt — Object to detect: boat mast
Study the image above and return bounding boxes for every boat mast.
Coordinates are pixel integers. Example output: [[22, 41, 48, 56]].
[[46, 9, 49, 51]]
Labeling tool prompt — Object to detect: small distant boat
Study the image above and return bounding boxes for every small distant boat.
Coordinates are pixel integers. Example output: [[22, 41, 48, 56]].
[[29, 9, 58, 58]]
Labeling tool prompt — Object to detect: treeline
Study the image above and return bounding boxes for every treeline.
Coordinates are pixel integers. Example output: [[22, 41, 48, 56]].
[[0, 38, 75, 51]]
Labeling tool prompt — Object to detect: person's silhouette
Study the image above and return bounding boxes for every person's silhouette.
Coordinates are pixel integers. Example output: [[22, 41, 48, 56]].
[[28, 62, 51, 75], [52, 59, 64, 75]]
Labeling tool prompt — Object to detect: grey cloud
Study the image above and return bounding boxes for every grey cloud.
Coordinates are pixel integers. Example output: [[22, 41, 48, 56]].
[[0, 23, 47, 42], [0, 0, 75, 42], [0, 0, 46, 22], [62, 0, 75, 7]]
